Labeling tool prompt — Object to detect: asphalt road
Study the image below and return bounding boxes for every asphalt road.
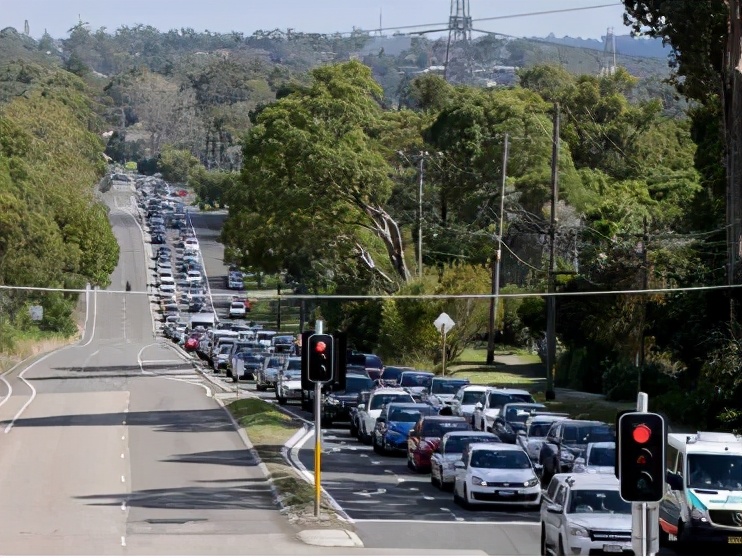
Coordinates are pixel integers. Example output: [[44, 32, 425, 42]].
[[0, 185, 317, 555]]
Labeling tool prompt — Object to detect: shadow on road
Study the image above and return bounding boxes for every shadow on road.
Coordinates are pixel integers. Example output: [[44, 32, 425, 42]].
[[162, 449, 258, 467], [2, 408, 235, 433], [76, 482, 277, 510]]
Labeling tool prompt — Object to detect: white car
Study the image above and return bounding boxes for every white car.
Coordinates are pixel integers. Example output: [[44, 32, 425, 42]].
[[186, 270, 203, 284], [430, 431, 500, 490], [275, 361, 302, 405], [426, 377, 471, 408], [541, 473, 631, 556], [356, 388, 415, 444], [452, 442, 541, 509], [517, 414, 570, 463], [572, 442, 616, 474], [450, 384, 488, 423], [184, 238, 200, 251], [472, 388, 535, 433], [229, 301, 247, 318]]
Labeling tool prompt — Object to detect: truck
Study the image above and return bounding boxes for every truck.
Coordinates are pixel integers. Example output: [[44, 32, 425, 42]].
[[189, 312, 216, 330]]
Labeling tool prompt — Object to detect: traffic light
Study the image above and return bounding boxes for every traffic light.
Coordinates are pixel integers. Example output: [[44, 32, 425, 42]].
[[307, 333, 334, 383], [618, 411, 666, 502]]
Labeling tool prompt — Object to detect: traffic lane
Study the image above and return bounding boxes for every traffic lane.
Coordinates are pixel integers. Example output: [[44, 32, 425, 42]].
[[354, 521, 540, 556], [298, 427, 540, 523]]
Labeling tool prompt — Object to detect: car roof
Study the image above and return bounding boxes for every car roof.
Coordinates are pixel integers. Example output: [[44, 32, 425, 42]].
[[467, 442, 525, 452], [486, 387, 531, 395], [560, 420, 610, 426], [461, 384, 489, 391], [432, 377, 469, 383], [386, 402, 432, 410], [444, 430, 497, 438], [346, 373, 372, 380], [370, 387, 409, 395], [552, 473, 619, 490], [588, 441, 615, 449], [401, 370, 434, 376], [529, 414, 570, 424], [421, 415, 468, 423]]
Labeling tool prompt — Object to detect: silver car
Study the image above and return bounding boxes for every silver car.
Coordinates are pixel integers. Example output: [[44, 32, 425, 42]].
[[430, 431, 500, 490]]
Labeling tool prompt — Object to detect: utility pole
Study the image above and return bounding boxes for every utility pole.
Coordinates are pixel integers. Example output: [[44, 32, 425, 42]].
[[638, 217, 649, 390], [487, 134, 509, 366], [418, 152, 425, 278], [545, 103, 560, 401], [276, 282, 282, 331]]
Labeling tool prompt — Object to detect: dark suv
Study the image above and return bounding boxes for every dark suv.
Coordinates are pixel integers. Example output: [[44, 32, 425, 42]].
[[538, 420, 615, 483]]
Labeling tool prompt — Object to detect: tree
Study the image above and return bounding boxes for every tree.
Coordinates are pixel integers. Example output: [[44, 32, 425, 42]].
[[224, 61, 414, 291]]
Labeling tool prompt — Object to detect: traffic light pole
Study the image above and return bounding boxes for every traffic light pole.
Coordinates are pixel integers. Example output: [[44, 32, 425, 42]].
[[632, 392, 659, 557], [314, 319, 323, 518]]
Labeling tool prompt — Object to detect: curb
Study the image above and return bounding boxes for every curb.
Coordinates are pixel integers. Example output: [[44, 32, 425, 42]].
[[212, 396, 287, 512], [283, 424, 354, 524]]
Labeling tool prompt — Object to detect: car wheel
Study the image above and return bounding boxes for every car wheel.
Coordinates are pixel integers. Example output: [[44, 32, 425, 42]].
[[407, 453, 417, 472], [540, 525, 548, 556], [372, 436, 382, 454], [453, 484, 463, 506], [349, 422, 358, 438], [480, 420, 486, 432], [431, 470, 440, 488], [442, 480, 453, 492], [558, 536, 565, 556], [277, 397, 287, 405], [460, 483, 471, 509]]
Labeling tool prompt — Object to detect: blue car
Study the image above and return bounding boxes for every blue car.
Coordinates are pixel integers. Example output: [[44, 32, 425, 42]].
[[372, 402, 436, 455]]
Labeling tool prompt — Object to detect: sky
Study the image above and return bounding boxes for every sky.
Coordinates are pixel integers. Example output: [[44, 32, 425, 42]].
[[3, 0, 628, 41]]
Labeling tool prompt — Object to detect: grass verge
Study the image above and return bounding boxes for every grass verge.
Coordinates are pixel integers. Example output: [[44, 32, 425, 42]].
[[225, 398, 340, 521]]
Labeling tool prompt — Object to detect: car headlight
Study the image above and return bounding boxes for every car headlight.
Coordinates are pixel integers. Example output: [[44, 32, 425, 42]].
[[471, 476, 487, 486], [523, 477, 539, 487], [691, 508, 710, 523], [569, 525, 589, 538]]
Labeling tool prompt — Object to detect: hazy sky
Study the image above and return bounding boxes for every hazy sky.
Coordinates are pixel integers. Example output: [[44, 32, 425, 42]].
[[4, 0, 628, 41]]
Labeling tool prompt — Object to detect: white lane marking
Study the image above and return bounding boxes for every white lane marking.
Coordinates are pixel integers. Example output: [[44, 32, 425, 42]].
[[80, 288, 98, 348], [121, 475, 125, 483], [121, 536, 126, 547], [137, 344, 157, 376], [121, 436, 125, 440], [120, 502, 127, 511], [155, 376, 212, 398], [423, 496, 435, 500], [353, 518, 540, 525], [120, 453, 125, 459], [140, 360, 187, 365], [0, 373, 12, 409], [409, 487, 419, 491]]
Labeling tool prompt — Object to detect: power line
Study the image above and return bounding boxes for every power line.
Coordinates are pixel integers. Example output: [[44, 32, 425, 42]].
[[329, 3, 622, 37]]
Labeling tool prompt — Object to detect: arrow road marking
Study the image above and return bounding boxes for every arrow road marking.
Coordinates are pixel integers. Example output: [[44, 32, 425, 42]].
[[352, 488, 387, 497]]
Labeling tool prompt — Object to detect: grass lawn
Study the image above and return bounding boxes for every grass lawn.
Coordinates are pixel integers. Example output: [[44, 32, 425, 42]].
[[226, 398, 335, 513]]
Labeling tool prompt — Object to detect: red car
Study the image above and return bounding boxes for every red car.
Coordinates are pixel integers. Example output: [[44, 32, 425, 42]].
[[407, 415, 470, 472]]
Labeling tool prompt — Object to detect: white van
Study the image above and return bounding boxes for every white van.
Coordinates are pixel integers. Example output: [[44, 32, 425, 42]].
[[660, 431, 742, 549]]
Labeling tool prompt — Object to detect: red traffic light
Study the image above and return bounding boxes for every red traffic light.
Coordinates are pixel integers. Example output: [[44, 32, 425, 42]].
[[633, 424, 651, 444], [314, 341, 327, 353]]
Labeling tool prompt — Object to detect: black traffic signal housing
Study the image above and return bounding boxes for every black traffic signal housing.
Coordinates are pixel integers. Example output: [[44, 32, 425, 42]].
[[301, 330, 346, 392], [307, 333, 334, 383], [618, 411, 666, 502]]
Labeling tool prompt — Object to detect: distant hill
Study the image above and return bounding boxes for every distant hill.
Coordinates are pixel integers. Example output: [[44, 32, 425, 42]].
[[532, 33, 672, 60]]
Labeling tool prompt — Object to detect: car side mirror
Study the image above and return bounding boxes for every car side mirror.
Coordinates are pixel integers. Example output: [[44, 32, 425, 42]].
[[454, 461, 465, 469], [667, 471, 684, 491], [574, 457, 585, 466], [357, 404, 365, 412], [408, 430, 415, 437], [475, 402, 483, 410], [546, 503, 563, 514]]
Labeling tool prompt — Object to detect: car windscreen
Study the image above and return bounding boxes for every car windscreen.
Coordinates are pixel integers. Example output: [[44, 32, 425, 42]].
[[488, 393, 514, 408], [587, 446, 616, 467], [274, 336, 293, 345], [283, 369, 301, 380], [528, 422, 554, 437], [505, 406, 542, 422], [365, 355, 383, 369], [568, 490, 630, 514], [688, 454, 742, 490], [370, 393, 413, 410], [421, 420, 469, 437], [562, 425, 615, 445], [345, 376, 375, 393], [444, 435, 497, 454], [285, 359, 302, 370], [388, 409, 423, 422], [400, 374, 433, 388], [470, 449, 532, 469], [381, 367, 405, 380], [432, 380, 468, 395], [462, 391, 484, 405]]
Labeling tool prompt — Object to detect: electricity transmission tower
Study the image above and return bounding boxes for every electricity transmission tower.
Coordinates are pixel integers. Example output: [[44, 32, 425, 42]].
[[444, 0, 473, 80], [600, 27, 617, 76]]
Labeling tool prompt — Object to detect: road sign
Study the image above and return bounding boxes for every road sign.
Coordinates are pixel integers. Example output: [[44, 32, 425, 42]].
[[29, 305, 43, 321], [434, 312, 455, 334]]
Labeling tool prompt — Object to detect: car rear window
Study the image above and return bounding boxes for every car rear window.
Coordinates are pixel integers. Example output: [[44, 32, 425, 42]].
[[422, 420, 469, 437]]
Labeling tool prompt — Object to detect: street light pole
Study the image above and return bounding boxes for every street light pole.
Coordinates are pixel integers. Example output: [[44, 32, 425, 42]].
[[418, 152, 425, 278], [487, 134, 509, 366], [545, 103, 560, 401]]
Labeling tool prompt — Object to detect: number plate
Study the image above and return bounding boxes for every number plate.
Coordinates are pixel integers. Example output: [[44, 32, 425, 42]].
[[603, 544, 623, 553], [728, 536, 742, 544], [498, 490, 515, 496]]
